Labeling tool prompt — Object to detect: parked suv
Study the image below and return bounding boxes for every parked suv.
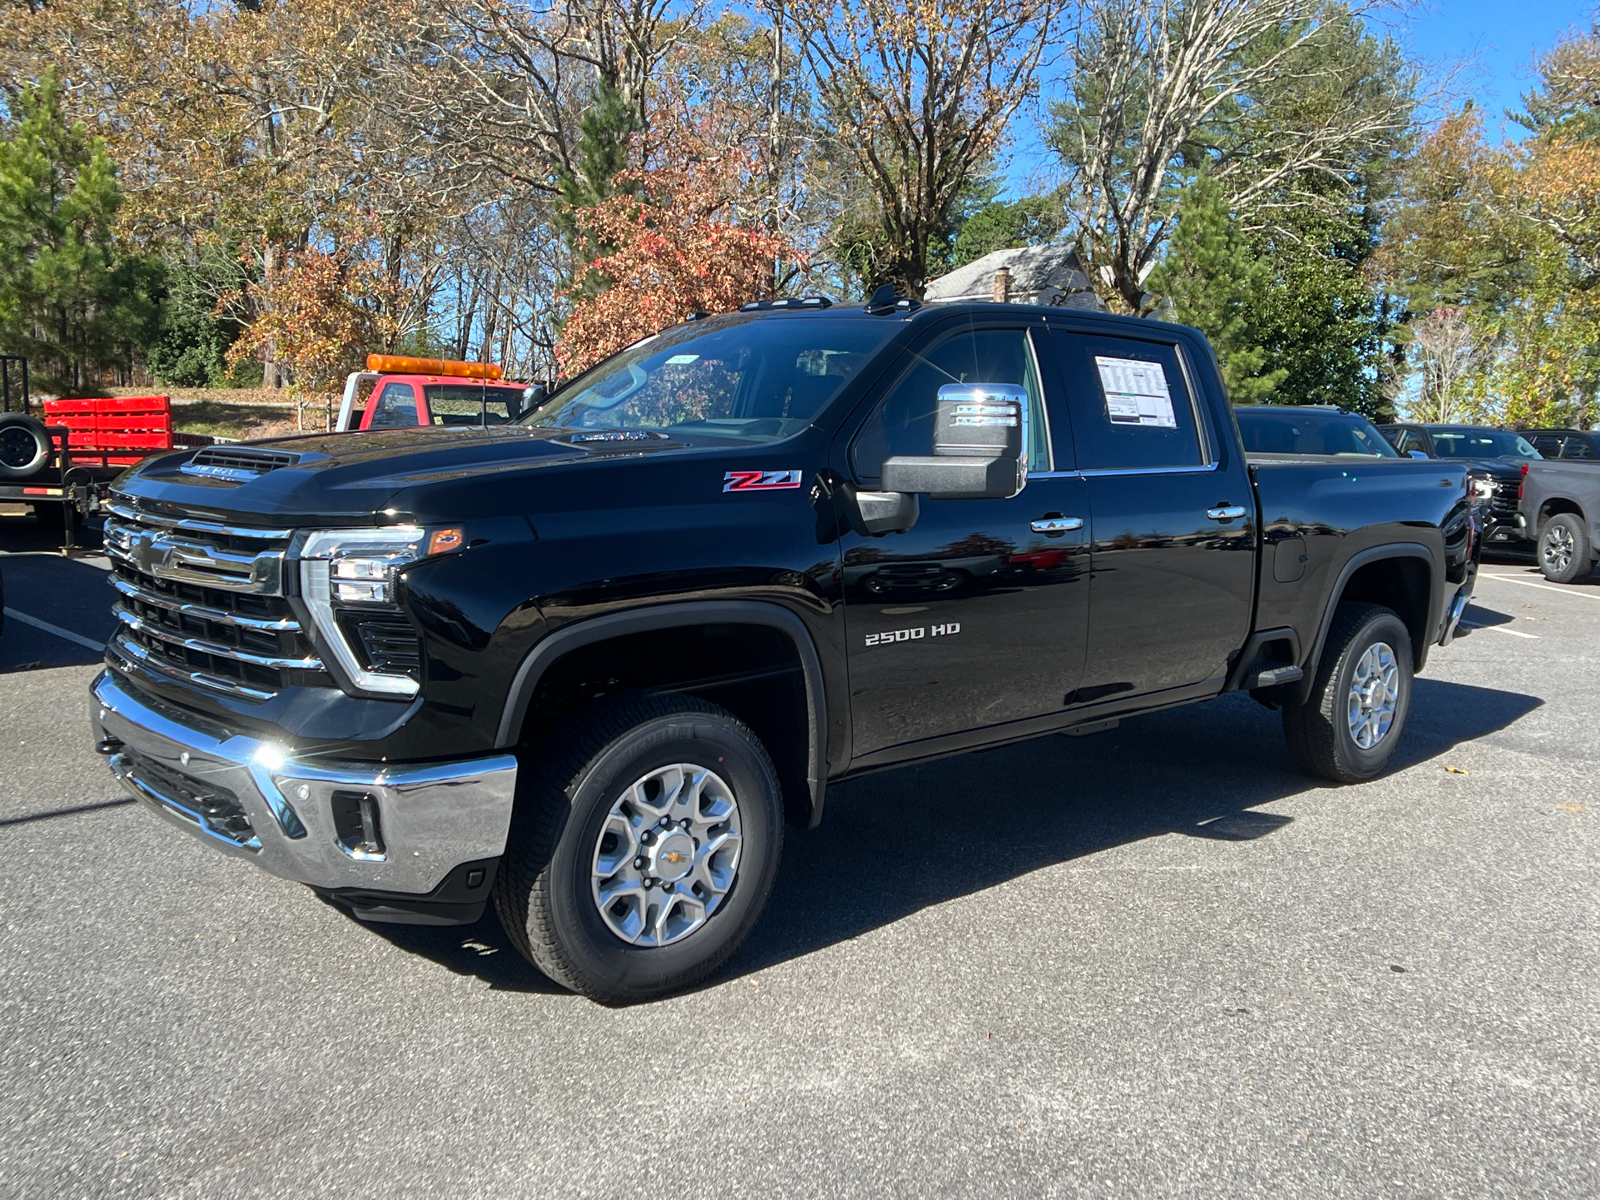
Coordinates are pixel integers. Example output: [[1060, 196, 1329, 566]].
[[1377, 424, 1541, 544]]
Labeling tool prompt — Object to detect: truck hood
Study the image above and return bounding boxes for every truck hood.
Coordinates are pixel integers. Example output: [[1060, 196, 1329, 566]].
[[111, 424, 693, 525]]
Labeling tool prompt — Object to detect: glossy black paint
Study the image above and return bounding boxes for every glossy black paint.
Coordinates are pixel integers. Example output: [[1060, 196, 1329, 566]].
[[102, 303, 1479, 817]]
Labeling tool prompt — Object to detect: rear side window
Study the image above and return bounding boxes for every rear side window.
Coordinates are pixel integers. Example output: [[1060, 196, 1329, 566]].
[[1051, 331, 1204, 470], [1562, 436, 1597, 460], [368, 383, 419, 429], [1391, 428, 1427, 455]]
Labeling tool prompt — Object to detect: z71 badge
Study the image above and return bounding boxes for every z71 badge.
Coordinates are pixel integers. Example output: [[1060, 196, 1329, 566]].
[[723, 469, 804, 492]]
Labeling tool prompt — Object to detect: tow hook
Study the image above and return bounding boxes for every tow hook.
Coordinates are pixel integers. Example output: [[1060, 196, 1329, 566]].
[[94, 737, 124, 756]]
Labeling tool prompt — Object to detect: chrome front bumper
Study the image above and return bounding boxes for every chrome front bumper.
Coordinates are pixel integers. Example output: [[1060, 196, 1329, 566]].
[[90, 671, 517, 895]]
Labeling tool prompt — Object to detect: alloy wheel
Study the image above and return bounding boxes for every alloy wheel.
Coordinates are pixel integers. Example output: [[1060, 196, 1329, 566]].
[[590, 762, 742, 947]]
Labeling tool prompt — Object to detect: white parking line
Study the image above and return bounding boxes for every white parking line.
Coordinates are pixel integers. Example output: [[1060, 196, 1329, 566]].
[[1460, 621, 1540, 639], [1478, 573, 1600, 600], [2, 608, 105, 652]]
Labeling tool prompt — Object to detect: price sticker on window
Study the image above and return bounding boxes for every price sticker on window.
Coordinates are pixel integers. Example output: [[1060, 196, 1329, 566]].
[[1095, 356, 1177, 429]]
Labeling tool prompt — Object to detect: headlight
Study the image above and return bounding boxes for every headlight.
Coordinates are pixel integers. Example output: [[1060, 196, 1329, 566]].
[[298, 525, 464, 697], [1471, 477, 1496, 501]]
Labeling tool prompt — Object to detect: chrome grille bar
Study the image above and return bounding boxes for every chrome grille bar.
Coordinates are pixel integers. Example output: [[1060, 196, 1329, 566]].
[[114, 608, 323, 671], [103, 500, 294, 541], [108, 631, 280, 703], [110, 575, 302, 632]]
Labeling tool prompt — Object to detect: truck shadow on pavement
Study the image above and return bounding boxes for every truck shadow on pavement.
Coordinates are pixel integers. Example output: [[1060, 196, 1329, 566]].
[[362, 674, 1540, 998], [0, 532, 113, 672]]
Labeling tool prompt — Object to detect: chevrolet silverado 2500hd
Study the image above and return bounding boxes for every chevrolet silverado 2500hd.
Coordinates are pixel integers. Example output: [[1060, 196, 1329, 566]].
[[89, 299, 1480, 1002]]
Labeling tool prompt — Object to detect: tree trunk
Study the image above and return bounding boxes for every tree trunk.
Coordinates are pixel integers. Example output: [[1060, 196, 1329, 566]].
[[261, 241, 282, 389]]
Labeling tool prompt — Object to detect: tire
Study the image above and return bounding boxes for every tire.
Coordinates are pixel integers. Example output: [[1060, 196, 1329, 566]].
[[494, 692, 784, 1004], [1283, 603, 1414, 784], [0, 412, 50, 480], [1536, 513, 1593, 584]]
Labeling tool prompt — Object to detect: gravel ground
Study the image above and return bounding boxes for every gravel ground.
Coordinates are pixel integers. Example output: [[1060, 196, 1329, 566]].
[[1, 517, 1595, 1199]]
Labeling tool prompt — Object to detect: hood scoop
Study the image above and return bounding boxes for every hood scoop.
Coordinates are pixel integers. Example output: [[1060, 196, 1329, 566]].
[[181, 446, 303, 483]]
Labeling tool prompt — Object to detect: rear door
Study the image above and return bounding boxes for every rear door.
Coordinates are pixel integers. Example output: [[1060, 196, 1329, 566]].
[[839, 317, 1091, 756], [1047, 323, 1255, 702]]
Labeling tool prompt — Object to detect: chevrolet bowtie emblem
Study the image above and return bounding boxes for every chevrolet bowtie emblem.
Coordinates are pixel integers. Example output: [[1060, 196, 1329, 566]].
[[661, 851, 687, 865]]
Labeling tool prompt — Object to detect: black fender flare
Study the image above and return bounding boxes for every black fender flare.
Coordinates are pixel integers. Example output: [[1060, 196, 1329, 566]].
[[494, 600, 829, 827], [1296, 542, 1439, 706]]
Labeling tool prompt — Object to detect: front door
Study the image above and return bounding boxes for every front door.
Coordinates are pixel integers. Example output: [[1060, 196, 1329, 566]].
[[1047, 324, 1256, 702], [839, 321, 1091, 757]]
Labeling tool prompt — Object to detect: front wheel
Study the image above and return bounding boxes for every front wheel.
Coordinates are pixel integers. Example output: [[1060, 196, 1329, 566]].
[[1283, 603, 1413, 784], [1537, 513, 1593, 584], [494, 692, 784, 1004]]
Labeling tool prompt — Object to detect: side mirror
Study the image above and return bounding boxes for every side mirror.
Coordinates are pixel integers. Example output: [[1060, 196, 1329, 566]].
[[1408, 450, 1429, 460], [879, 384, 1027, 500], [520, 385, 546, 417]]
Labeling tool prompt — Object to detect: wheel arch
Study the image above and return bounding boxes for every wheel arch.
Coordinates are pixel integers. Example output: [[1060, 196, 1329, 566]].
[[495, 601, 829, 828], [1536, 495, 1585, 526], [1295, 544, 1438, 705]]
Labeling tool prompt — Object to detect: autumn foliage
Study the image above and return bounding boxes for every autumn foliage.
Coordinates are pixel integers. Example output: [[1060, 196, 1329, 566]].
[[228, 244, 405, 394], [556, 149, 797, 375]]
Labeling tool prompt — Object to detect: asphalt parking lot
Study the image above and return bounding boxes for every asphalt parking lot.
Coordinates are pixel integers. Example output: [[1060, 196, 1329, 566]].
[[1, 514, 1596, 1199]]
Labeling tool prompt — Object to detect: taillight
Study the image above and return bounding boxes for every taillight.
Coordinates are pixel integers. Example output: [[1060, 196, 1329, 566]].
[[1519, 462, 1529, 500]]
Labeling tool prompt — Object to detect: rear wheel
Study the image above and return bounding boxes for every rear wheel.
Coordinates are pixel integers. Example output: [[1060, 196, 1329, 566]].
[[1283, 603, 1413, 784], [494, 692, 784, 1004], [1537, 513, 1593, 584]]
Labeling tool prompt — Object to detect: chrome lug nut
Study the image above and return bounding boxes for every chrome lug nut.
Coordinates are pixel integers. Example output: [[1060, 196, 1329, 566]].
[[634, 856, 646, 869]]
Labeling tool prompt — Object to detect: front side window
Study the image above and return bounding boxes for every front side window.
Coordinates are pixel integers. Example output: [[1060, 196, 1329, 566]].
[[850, 327, 1051, 484], [369, 383, 419, 429], [524, 315, 896, 445], [1052, 331, 1204, 470]]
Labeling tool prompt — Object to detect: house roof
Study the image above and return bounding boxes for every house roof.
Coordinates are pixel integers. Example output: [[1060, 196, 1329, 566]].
[[923, 244, 1105, 310]]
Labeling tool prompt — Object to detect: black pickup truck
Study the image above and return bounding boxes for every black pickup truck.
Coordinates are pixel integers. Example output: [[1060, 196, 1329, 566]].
[[88, 300, 1480, 1002]]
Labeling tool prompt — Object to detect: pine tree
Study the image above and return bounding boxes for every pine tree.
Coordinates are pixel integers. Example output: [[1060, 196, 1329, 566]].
[[1148, 172, 1286, 404], [0, 71, 159, 393]]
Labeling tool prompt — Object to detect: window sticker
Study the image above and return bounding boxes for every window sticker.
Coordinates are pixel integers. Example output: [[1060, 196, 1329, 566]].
[[665, 354, 700, 365], [1095, 356, 1177, 428]]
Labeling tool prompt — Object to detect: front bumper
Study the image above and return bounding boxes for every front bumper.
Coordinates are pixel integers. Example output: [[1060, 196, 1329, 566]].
[[90, 670, 518, 898]]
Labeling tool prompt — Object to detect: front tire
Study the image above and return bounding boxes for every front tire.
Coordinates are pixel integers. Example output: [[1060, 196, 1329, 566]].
[[1283, 603, 1413, 784], [494, 692, 784, 1003], [1537, 513, 1593, 584]]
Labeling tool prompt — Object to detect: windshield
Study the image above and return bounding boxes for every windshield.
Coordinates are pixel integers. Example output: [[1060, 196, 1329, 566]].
[[1428, 429, 1543, 461], [523, 315, 896, 443], [1234, 408, 1401, 457]]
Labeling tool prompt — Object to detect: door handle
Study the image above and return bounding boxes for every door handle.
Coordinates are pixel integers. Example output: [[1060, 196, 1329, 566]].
[[1206, 505, 1247, 522], [1030, 516, 1084, 533]]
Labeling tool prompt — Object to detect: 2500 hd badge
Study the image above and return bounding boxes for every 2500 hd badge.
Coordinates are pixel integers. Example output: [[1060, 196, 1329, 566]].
[[864, 622, 962, 647]]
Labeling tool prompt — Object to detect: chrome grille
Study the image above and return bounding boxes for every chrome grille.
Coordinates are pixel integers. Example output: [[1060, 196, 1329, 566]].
[[103, 502, 326, 701]]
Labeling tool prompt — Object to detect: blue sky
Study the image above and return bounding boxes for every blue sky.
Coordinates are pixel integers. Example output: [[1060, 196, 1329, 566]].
[[1003, 1, 1592, 192], [1402, 0, 1591, 137]]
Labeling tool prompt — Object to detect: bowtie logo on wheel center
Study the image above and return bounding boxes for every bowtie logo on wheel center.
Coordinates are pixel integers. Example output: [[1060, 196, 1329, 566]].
[[649, 831, 696, 882]]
